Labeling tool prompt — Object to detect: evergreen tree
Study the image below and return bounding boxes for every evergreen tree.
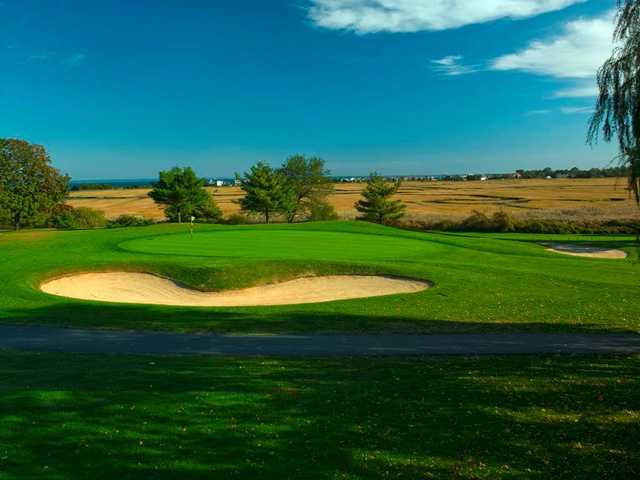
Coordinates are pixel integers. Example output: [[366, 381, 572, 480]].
[[355, 173, 406, 224], [148, 167, 221, 223], [236, 162, 290, 223], [0, 138, 69, 230]]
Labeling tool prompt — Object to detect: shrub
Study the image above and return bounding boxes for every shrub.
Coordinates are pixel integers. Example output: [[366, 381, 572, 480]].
[[459, 211, 493, 232], [308, 201, 339, 221], [411, 211, 640, 235], [53, 206, 107, 230], [225, 213, 249, 225], [492, 211, 516, 232], [193, 202, 223, 224], [107, 215, 154, 228]]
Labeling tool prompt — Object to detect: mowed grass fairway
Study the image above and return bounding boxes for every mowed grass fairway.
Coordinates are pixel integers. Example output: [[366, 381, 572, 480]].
[[1, 352, 638, 479], [1, 221, 638, 333]]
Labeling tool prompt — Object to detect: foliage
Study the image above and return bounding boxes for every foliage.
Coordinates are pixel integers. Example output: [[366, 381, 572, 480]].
[[107, 214, 155, 228], [52, 206, 107, 230], [308, 200, 339, 221], [148, 167, 221, 224], [588, 0, 640, 203], [236, 162, 290, 223], [71, 182, 153, 191], [224, 213, 249, 225], [414, 210, 640, 234], [516, 166, 630, 179], [0, 138, 69, 230], [355, 173, 406, 224], [278, 155, 334, 222]]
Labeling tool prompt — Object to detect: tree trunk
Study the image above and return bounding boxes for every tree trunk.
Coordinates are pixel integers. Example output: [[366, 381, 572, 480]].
[[13, 213, 21, 231], [178, 211, 182, 224], [265, 209, 270, 224]]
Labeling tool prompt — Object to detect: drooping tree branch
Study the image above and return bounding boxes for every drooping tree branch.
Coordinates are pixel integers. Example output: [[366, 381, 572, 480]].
[[589, 0, 640, 203]]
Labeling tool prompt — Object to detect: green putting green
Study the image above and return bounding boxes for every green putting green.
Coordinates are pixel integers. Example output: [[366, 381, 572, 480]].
[[1, 221, 638, 333], [120, 229, 446, 261]]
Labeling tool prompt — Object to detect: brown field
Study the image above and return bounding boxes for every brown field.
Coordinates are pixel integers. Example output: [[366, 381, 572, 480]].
[[67, 178, 639, 222]]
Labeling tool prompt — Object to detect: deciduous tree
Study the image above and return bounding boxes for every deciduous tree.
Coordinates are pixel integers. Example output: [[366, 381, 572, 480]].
[[589, 0, 640, 204], [278, 155, 334, 222], [0, 138, 69, 230]]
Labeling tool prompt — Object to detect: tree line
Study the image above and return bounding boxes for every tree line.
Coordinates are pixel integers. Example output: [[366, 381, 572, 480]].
[[0, 138, 407, 230], [515, 166, 630, 179], [148, 156, 405, 225]]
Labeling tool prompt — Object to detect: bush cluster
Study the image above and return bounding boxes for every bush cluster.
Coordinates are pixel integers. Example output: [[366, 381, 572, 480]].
[[410, 210, 640, 235], [52, 206, 107, 230], [107, 215, 155, 228], [51, 208, 155, 230]]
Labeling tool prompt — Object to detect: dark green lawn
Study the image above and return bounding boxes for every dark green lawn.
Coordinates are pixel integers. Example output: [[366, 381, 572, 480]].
[[0, 351, 638, 479], [1, 221, 638, 333]]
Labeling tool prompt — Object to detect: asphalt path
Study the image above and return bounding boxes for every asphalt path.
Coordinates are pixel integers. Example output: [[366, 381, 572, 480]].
[[1, 326, 639, 356]]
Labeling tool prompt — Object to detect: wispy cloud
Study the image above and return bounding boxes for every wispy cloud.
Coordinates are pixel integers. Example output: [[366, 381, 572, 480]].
[[28, 52, 54, 61], [560, 106, 594, 114], [62, 53, 86, 66], [308, 0, 586, 34], [491, 11, 614, 78], [431, 55, 478, 76], [491, 10, 614, 97], [524, 106, 593, 116], [525, 109, 553, 116], [553, 83, 599, 98]]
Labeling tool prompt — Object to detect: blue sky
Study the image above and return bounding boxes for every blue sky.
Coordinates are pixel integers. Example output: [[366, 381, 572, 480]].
[[0, 0, 620, 179]]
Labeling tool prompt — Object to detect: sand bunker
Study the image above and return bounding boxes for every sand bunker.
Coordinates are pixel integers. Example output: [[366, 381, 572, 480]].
[[40, 272, 430, 307], [545, 243, 627, 259]]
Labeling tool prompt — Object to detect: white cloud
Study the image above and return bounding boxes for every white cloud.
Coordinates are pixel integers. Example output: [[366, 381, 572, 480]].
[[491, 10, 615, 79], [553, 83, 599, 98], [524, 106, 593, 115], [63, 53, 86, 66], [308, 0, 585, 33], [28, 52, 53, 61], [560, 106, 594, 114], [525, 109, 553, 116], [431, 55, 477, 76]]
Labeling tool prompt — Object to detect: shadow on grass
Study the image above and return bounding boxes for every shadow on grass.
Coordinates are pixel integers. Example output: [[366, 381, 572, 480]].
[[0, 301, 635, 335], [0, 353, 638, 479]]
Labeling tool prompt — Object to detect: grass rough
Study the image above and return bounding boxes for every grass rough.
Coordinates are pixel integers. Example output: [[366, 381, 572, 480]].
[[0, 351, 638, 479]]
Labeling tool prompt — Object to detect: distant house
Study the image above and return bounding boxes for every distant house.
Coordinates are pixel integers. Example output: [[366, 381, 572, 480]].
[[480, 176, 488, 181], [215, 180, 224, 187]]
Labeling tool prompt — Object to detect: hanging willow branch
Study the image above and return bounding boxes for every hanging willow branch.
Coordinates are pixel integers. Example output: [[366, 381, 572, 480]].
[[588, 0, 640, 203]]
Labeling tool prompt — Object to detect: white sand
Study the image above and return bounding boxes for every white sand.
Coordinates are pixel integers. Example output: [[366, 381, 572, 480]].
[[40, 272, 430, 307], [545, 243, 627, 259]]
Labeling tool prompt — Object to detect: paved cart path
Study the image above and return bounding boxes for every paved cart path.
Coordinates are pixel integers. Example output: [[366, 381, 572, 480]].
[[1, 325, 639, 356]]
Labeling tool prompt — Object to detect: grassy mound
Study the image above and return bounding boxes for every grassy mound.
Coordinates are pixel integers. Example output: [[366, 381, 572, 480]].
[[0, 221, 638, 333]]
